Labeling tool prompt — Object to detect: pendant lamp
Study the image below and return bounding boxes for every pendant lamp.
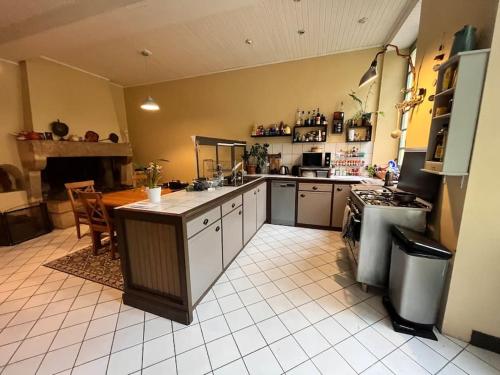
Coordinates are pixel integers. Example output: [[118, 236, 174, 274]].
[[140, 49, 160, 111]]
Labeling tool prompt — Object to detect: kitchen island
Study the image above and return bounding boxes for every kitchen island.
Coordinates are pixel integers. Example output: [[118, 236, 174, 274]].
[[115, 175, 366, 323]]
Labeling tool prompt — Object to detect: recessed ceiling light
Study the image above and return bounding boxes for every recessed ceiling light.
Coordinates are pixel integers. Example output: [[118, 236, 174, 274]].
[[297, 29, 305, 35], [245, 38, 253, 45], [358, 17, 368, 24]]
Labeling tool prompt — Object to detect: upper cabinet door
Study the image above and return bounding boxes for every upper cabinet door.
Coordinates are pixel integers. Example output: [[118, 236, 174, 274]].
[[332, 184, 351, 228], [256, 182, 267, 229], [243, 188, 257, 244], [297, 191, 331, 227]]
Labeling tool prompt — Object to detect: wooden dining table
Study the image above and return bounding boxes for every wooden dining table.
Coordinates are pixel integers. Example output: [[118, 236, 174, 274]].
[[102, 187, 174, 209]]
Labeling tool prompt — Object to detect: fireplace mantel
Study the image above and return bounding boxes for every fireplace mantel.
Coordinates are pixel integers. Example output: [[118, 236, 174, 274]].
[[17, 140, 133, 202]]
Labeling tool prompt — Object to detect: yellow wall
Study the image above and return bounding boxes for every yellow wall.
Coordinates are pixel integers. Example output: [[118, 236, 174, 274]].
[[0, 60, 23, 169], [443, 3, 500, 341], [22, 58, 126, 140], [125, 48, 390, 181], [407, 0, 498, 252], [372, 51, 407, 165]]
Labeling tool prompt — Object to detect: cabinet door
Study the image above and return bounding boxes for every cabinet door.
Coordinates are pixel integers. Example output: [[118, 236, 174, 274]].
[[332, 184, 351, 228], [223, 208, 243, 267], [297, 191, 331, 226], [256, 182, 267, 229], [243, 188, 257, 244], [188, 220, 222, 303]]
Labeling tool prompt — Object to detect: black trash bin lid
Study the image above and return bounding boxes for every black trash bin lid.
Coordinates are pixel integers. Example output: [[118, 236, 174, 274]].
[[391, 225, 453, 260]]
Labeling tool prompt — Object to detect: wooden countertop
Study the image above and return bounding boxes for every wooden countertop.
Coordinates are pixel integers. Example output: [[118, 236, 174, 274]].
[[102, 188, 173, 208]]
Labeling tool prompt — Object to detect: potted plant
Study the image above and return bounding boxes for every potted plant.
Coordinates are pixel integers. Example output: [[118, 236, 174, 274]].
[[348, 83, 384, 126], [146, 161, 162, 203], [248, 143, 269, 174]]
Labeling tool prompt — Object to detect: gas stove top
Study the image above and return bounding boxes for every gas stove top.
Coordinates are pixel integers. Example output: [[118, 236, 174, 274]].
[[353, 189, 429, 209]]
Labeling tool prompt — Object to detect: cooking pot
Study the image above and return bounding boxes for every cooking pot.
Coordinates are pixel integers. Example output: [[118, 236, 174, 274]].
[[51, 119, 69, 139], [393, 191, 416, 204], [279, 166, 289, 175]]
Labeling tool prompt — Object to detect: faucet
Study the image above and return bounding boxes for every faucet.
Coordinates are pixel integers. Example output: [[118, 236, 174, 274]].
[[231, 162, 244, 186]]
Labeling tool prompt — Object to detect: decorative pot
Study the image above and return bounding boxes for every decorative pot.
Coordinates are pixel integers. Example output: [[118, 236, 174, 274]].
[[247, 165, 257, 175], [147, 186, 162, 203]]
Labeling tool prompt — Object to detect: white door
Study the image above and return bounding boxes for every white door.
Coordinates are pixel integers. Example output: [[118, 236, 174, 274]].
[[243, 188, 257, 244], [188, 220, 222, 303], [222, 207, 243, 267], [297, 191, 331, 226], [256, 182, 267, 229]]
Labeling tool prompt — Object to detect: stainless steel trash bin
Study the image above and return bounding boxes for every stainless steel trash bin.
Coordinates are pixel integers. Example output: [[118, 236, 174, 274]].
[[383, 225, 452, 340]]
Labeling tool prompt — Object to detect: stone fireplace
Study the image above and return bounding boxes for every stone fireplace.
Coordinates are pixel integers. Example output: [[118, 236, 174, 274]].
[[17, 140, 133, 227]]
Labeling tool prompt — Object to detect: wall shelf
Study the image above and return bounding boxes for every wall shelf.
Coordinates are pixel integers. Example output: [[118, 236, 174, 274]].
[[293, 124, 327, 143], [294, 124, 328, 128], [423, 49, 490, 177], [251, 134, 291, 138], [435, 87, 455, 97], [292, 141, 326, 144], [432, 113, 451, 121]]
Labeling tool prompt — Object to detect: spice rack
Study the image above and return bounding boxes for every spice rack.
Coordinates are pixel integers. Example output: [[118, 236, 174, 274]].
[[422, 49, 489, 176], [331, 150, 367, 176]]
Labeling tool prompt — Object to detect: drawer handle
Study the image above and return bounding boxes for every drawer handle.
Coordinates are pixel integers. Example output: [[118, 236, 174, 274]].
[[300, 194, 306, 198], [238, 210, 242, 215], [203, 218, 209, 225], [254, 191, 257, 195], [312, 186, 318, 190], [215, 226, 220, 232], [337, 188, 343, 191], [257, 189, 260, 192], [232, 203, 235, 208]]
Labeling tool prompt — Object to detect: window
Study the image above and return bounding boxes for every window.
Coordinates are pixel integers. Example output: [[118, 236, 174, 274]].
[[397, 46, 417, 166]]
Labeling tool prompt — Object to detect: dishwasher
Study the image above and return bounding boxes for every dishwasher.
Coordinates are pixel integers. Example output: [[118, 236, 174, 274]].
[[271, 181, 296, 226]]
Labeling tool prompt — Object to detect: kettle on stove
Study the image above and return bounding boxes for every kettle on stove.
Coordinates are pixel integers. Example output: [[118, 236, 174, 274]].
[[279, 166, 289, 175]]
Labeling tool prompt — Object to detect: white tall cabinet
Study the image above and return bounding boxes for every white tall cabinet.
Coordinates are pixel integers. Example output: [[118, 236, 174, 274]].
[[243, 182, 267, 244]]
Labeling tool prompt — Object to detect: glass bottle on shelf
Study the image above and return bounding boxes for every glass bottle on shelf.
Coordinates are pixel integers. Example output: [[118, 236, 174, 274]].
[[305, 111, 311, 126], [315, 108, 321, 125], [295, 109, 302, 126], [433, 124, 449, 161], [333, 102, 345, 134]]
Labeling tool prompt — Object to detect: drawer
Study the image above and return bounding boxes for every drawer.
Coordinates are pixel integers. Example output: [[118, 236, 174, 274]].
[[298, 182, 333, 192], [221, 195, 243, 216], [186, 206, 221, 238]]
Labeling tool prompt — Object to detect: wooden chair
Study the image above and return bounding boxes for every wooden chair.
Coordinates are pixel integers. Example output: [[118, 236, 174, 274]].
[[65, 180, 95, 239], [78, 191, 117, 259]]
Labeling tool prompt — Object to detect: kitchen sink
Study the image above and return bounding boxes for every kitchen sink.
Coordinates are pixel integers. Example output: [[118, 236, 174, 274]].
[[222, 176, 258, 187]]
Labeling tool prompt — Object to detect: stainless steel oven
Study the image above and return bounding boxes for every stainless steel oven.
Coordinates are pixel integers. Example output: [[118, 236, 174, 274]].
[[342, 198, 361, 267]]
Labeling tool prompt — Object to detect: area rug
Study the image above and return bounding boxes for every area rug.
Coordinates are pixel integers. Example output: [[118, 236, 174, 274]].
[[44, 245, 123, 290]]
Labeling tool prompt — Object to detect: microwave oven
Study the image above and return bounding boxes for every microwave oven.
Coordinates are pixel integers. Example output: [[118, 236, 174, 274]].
[[302, 152, 322, 167]]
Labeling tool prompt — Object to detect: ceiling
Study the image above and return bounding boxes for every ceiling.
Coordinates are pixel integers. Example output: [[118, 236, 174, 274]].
[[0, 0, 419, 86]]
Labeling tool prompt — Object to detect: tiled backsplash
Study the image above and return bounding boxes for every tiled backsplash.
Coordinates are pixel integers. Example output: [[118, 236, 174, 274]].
[[267, 142, 373, 168]]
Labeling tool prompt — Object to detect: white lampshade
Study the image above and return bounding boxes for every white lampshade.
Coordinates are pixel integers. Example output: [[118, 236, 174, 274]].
[[140, 96, 160, 111]]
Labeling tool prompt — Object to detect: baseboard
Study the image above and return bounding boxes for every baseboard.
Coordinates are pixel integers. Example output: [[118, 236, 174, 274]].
[[470, 330, 500, 354]]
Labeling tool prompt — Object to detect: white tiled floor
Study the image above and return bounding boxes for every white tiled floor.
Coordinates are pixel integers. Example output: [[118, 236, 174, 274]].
[[0, 224, 499, 375]]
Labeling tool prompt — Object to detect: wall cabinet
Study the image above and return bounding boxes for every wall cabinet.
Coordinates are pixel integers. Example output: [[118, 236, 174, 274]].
[[331, 184, 351, 228], [223, 206, 243, 267], [297, 191, 331, 226], [423, 49, 489, 176], [187, 220, 222, 302]]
